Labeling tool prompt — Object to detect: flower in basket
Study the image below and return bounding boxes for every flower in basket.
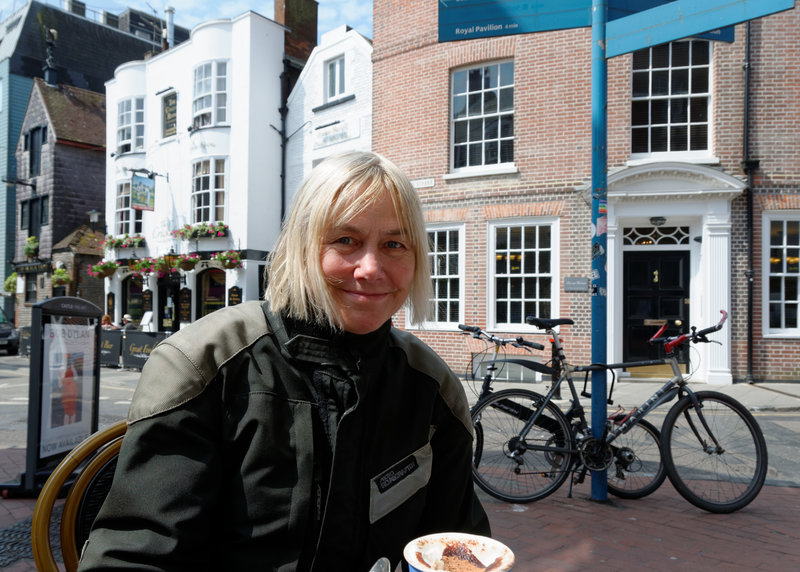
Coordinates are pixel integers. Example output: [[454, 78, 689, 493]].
[[51, 267, 71, 285], [88, 259, 120, 279], [129, 257, 155, 278], [177, 252, 201, 271], [102, 234, 146, 250], [172, 222, 229, 240], [212, 250, 242, 269], [24, 236, 39, 259]]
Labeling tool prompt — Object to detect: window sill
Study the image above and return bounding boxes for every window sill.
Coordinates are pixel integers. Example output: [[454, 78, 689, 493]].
[[188, 124, 231, 135], [312, 94, 356, 113], [761, 332, 800, 340], [443, 164, 519, 181]]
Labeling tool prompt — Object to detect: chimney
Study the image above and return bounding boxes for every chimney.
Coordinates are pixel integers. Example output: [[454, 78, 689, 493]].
[[43, 28, 58, 86], [166, 6, 175, 49], [274, 0, 318, 64]]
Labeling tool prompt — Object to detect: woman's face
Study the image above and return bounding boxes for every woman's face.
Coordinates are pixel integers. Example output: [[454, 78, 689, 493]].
[[320, 193, 415, 334]]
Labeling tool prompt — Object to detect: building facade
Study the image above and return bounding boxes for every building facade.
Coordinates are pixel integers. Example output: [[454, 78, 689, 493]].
[[285, 24, 373, 204], [103, 5, 316, 332], [0, 0, 185, 322], [12, 77, 106, 326], [372, 1, 800, 383]]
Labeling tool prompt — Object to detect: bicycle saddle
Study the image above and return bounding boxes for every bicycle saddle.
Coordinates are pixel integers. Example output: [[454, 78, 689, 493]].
[[526, 316, 574, 329]]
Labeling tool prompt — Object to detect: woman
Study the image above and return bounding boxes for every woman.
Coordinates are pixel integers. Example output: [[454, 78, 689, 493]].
[[78, 152, 489, 571], [100, 314, 118, 330]]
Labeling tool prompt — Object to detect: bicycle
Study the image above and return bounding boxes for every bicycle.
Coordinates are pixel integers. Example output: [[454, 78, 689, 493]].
[[459, 323, 666, 504], [467, 310, 768, 513]]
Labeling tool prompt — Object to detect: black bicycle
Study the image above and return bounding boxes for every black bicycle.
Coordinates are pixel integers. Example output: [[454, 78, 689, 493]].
[[460, 323, 665, 504], [465, 311, 768, 513]]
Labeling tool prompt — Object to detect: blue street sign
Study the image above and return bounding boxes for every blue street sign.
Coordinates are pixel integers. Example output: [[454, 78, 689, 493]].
[[607, 0, 795, 56], [439, 0, 737, 44]]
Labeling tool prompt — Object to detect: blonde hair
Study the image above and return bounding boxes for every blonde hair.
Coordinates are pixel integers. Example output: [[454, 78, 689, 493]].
[[266, 151, 431, 330]]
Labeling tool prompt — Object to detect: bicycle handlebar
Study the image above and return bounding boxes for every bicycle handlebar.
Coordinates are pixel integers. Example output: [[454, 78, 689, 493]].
[[649, 310, 728, 354], [457, 324, 545, 351]]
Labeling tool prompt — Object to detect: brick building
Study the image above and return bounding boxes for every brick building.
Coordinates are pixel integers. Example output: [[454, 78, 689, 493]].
[[372, 1, 800, 383], [12, 77, 106, 326]]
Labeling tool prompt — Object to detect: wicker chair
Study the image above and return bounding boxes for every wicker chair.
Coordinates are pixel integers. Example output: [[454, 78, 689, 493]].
[[31, 420, 127, 572]]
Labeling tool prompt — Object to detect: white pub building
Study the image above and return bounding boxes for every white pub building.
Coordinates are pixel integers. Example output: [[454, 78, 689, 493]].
[[101, 7, 314, 332]]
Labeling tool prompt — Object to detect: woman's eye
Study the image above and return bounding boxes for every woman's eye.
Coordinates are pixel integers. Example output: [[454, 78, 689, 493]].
[[335, 236, 353, 245], [386, 240, 405, 250]]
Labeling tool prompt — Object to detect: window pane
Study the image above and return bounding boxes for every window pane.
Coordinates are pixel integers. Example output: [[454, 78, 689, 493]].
[[671, 99, 687, 123], [651, 127, 668, 152], [632, 49, 649, 70], [453, 95, 467, 119], [652, 44, 670, 68], [671, 69, 689, 95], [691, 40, 709, 65], [454, 121, 467, 143], [690, 124, 708, 151], [651, 100, 668, 124], [453, 70, 467, 94], [788, 221, 799, 245], [484, 90, 498, 114], [652, 70, 669, 95], [672, 42, 689, 67], [632, 71, 649, 97], [500, 140, 513, 163], [484, 64, 498, 88], [670, 126, 688, 151], [499, 61, 514, 85], [499, 87, 513, 111], [468, 68, 482, 91]]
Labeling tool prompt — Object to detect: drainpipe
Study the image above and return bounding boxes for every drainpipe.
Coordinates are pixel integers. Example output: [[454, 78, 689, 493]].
[[279, 58, 289, 223], [742, 21, 759, 384]]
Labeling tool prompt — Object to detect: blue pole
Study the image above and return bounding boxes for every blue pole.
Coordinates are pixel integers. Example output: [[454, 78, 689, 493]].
[[590, 0, 608, 501]]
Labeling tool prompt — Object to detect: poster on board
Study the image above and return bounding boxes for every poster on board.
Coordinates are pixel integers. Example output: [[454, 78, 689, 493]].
[[39, 322, 96, 458]]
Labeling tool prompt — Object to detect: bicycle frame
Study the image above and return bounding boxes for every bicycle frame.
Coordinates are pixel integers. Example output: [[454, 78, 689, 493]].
[[516, 312, 727, 459]]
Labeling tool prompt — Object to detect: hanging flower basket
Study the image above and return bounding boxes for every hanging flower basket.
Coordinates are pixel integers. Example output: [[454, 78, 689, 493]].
[[154, 256, 173, 274], [171, 221, 230, 240], [51, 268, 71, 286], [88, 260, 120, 279], [130, 257, 155, 278], [24, 236, 39, 259], [212, 250, 242, 269], [177, 253, 201, 271], [101, 233, 146, 250]]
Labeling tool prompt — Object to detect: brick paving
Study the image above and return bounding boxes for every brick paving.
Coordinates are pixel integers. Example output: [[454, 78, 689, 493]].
[[2, 438, 799, 571]]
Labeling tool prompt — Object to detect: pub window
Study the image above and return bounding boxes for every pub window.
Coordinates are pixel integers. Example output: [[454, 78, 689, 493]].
[[25, 274, 37, 303]]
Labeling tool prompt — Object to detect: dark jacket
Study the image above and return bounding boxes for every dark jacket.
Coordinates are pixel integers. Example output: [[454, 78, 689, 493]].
[[78, 301, 489, 571]]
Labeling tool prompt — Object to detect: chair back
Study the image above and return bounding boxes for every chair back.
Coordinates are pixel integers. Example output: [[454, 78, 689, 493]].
[[31, 420, 127, 572]]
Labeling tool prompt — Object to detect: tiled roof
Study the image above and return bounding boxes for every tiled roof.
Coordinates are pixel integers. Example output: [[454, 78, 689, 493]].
[[52, 224, 104, 256], [35, 77, 105, 148]]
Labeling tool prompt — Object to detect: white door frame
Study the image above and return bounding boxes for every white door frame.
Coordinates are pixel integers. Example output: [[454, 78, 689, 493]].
[[606, 162, 745, 384]]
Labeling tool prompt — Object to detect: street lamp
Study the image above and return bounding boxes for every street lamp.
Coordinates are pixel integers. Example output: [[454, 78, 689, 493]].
[[87, 209, 100, 232]]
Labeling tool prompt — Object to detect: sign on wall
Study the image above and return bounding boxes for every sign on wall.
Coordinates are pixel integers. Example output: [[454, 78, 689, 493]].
[[131, 174, 155, 211]]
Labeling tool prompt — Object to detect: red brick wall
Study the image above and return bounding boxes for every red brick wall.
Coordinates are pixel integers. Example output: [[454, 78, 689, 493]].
[[375, 0, 800, 381]]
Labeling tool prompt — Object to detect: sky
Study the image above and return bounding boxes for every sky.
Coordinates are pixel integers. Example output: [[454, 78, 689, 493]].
[[0, 0, 373, 42]]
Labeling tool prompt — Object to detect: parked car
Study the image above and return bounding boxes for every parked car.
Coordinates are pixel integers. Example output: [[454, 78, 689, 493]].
[[0, 306, 19, 355]]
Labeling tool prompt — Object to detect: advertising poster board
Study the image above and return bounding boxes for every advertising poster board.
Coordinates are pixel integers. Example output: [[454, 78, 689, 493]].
[[39, 322, 96, 458], [1, 297, 102, 496]]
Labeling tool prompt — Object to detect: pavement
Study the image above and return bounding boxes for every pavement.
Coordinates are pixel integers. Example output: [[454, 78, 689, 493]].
[[1, 371, 800, 571]]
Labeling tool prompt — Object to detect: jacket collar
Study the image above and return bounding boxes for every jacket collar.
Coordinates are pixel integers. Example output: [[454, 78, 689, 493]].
[[263, 302, 391, 367]]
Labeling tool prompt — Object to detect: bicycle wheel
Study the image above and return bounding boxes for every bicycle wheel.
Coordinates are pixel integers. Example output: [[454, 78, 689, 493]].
[[661, 391, 767, 513], [606, 416, 666, 499], [472, 419, 483, 467], [470, 389, 574, 503]]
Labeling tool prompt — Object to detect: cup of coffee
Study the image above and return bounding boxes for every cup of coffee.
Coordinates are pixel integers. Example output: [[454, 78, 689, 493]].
[[403, 532, 514, 572]]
